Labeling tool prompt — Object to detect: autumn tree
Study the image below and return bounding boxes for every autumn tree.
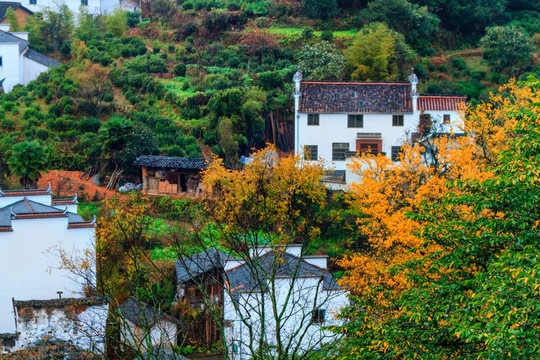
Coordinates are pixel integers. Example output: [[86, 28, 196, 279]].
[[338, 76, 540, 359], [345, 22, 416, 81], [240, 26, 277, 65]]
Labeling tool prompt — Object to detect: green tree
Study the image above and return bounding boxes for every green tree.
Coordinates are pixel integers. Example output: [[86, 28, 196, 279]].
[[297, 41, 345, 80], [302, 0, 338, 19], [361, 0, 440, 50], [8, 141, 47, 188], [106, 9, 127, 37], [480, 25, 534, 73], [25, 13, 48, 53], [345, 22, 416, 81], [5, 7, 21, 32], [99, 117, 133, 169], [338, 77, 540, 358], [43, 4, 74, 51]]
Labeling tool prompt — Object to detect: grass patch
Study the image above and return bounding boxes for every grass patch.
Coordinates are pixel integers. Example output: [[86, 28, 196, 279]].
[[158, 77, 200, 100], [266, 27, 357, 39]]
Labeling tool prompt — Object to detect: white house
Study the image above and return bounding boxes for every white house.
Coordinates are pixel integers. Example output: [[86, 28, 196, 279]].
[[0, 185, 96, 333], [176, 246, 349, 360], [118, 297, 183, 355], [0, 23, 60, 93], [293, 70, 466, 186], [20, 0, 136, 17]]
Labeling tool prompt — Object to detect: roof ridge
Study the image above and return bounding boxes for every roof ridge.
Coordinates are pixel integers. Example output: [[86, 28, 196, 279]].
[[23, 197, 34, 213]]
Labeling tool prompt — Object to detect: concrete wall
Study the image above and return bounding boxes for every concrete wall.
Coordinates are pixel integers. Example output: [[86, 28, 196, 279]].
[[0, 42, 21, 93], [0, 217, 95, 332], [13, 301, 108, 353], [223, 276, 348, 359]]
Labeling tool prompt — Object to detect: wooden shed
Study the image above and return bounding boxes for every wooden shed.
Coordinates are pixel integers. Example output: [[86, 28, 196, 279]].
[[133, 155, 210, 197]]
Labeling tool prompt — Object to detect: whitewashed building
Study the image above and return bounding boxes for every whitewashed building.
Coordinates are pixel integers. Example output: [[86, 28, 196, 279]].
[[21, 0, 136, 17], [293, 70, 466, 186], [0, 23, 60, 93], [176, 246, 349, 360], [0, 185, 96, 334]]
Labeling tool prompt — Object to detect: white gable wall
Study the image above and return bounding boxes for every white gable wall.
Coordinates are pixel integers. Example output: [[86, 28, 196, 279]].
[[22, 56, 50, 86], [0, 42, 22, 93], [0, 217, 95, 332], [0, 194, 52, 208]]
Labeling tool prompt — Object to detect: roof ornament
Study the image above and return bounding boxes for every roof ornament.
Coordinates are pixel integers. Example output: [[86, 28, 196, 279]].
[[73, 193, 78, 204], [46, 183, 52, 194], [293, 69, 302, 96], [63, 205, 68, 215], [10, 207, 17, 218], [90, 215, 96, 225], [0, 188, 4, 196], [408, 68, 419, 95]]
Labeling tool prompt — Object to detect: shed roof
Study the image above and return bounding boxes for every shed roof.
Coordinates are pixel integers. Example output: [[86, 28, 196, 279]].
[[299, 81, 413, 113], [176, 248, 230, 284], [25, 48, 61, 67], [134, 155, 209, 170], [118, 297, 183, 328]]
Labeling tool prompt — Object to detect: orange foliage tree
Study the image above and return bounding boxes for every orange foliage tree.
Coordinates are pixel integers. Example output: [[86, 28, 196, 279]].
[[338, 81, 528, 301]]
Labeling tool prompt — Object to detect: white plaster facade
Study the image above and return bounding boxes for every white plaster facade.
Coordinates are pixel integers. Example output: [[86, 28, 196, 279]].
[[293, 71, 466, 187], [23, 0, 136, 17], [222, 246, 349, 360], [0, 24, 59, 92], [0, 187, 96, 333], [11, 298, 108, 354]]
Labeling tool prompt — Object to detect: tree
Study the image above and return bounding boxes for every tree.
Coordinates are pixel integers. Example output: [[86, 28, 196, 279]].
[[8, 141, 47, 188], [338, 77, 540, 358], [297, 41, 345, 80], [480, 25, 534, 74], [173, 146, 347, 359], [106, 9, 127, 37], [302, 0, 338, 19], [5, 7, 21, 32], [240, 26, 277, 65], [72, 63, 113, 117], [345, 22, 416, 81], [42, 4, 74, 51], [361, 0, 440, 50]]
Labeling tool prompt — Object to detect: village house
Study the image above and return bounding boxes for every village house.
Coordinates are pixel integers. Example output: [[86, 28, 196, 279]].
[[118, 297, 183, 355], [176, 246, 349, 359], [134, 155, 209, 197], [0, 2, 33, 27], [0, 185, 96, 334], [17, 0, 134, 18], [0, 23, 60, 93], [293, 70, 466, 186]]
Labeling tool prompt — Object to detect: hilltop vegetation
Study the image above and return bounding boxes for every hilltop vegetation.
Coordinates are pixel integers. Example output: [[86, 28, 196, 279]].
[[0, 0, 538, 186]]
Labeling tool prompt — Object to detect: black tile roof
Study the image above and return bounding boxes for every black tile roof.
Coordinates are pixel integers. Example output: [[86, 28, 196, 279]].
[[13, 297, 107, 308], [24, 48, 61, 67], [0, 184, 52, 196], [0, 28, 28, 52], [299, 81, 413, 113], [118, 297, 183, 328], [134, 155, 210, 170], [176, 248, 230, 284], [0, 2, 33, 21]]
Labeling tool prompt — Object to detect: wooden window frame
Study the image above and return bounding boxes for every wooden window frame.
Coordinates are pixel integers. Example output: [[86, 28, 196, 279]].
[[356, 139, 382, 153], [392, 114, 404, 127], [391, 146, 403, 161], [304, 145, 318, 161], [443, 114, 451, 124], [307, 114, 319, 126], [332, 143, 349, 161], [312, 309, 326, 324], [347, 114, 363, 128]]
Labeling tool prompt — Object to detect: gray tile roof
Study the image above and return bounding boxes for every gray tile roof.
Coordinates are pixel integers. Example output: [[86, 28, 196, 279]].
[[13, 297, 106, 308], [176, 248, 230, 284], [299, 81, 413, 114], [0, 28, 28, 52], [134, 155, 209, 170], [0, 2, 33, 20], [118, 297, 183, 328], [226, 252, 340, 292], [0, 198, 90, 228], [24, 48, 61, 67]]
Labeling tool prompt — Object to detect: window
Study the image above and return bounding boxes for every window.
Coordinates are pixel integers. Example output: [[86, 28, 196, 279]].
[[443, 114, 450, 124], [347, 114, 363, 128], [359, 143, 379, 153], [304, 145, 318, 161], [391, 146, 403, 161], [312, 309, 326, 324], [81, 0, 88, 5], [0, 57, 2, 67], [332, 143, 349, 161], [392, 114, 404, 127], [307, 114, 319, 126], [29, 0, 36, 4]]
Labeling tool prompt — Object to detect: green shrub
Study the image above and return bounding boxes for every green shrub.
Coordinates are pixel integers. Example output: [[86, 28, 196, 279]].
[[302, 27, 314, 39], [321, 30, 333, 41], [437, 64, 448, 73], [452, 57, 467, 70], [174, 63, 187, 77]]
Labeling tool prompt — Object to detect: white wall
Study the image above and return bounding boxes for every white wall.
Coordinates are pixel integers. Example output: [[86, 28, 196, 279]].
[[22, 56, 50, 86], [223, 276, 348, 359], [0, 217, 95, 332], [0, 42, 21, 93], [121, 318, 178, 353], [13, 302, 108, 353]]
